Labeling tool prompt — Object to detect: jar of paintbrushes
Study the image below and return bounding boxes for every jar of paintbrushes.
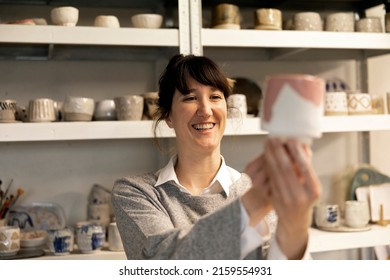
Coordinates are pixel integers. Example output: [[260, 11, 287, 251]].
[[0, 179, 25, 224]]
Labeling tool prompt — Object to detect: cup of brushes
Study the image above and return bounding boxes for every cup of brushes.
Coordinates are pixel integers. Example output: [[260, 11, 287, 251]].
[[0, 179, 25, 221]]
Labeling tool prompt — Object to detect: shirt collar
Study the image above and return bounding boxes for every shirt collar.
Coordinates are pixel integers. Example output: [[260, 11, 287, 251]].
[[155, 154, 241, 196]]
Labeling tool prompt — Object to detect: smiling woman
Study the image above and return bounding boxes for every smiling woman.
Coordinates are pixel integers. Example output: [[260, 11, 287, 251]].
[[111, 54, 321, 260]]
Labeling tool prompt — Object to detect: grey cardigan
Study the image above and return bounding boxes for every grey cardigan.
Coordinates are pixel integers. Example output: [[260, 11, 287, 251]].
[[111, 172, 263, 260]]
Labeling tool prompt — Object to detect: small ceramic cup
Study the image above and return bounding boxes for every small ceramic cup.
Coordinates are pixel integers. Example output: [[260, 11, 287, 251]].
[[94, 15, 120, 28], [371, 94, 385, 114], [114, 95, 144, 121], [63, 96, 95, 121], [0, 99, 17, 122], [47, 227, 74, 256], [28, 98, 56, 122], [324, 91, 348, 116], [75, 222, 105, 254], [108, 222, 124, 251], [347, 92, 372, 115], [50, 6, 79, 26], [15, 105, 29, 122], [261, 74, 325, 143], [325, 12, 355, 32], [227, 94, 247, 119], [93, 99, 116, 121], [254, 8, 282, 30], [0, 225, 20, 257], [212, 3, 240, 29], [344, 200, 370, 228], [294, 12, 323, 31], [356, 17, 383, 33], [314, 204, 340, 228]]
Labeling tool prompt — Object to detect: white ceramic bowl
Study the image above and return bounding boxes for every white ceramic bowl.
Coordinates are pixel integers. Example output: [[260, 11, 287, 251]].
[[94, 15, 120, 28], [131, 13, 163, 28], [51, 6, 79, 26], [20, 230, 48, 248]]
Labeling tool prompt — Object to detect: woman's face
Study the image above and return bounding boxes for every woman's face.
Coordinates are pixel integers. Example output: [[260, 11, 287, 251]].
[[166, 77, 227, 154]]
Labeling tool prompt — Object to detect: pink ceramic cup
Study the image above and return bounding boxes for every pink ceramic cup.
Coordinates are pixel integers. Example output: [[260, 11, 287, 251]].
[[261, 74, 325, 143]]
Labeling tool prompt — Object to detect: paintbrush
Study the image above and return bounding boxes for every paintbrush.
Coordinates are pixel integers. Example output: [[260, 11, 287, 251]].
[[10, 188, 24, 208], [0, 179, 13, 206]]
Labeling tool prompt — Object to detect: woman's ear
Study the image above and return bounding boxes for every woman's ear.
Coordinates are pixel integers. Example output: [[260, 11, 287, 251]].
[[165, 116, 173, 128]]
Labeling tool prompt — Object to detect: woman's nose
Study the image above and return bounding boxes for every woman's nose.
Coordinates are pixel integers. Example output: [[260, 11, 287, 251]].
[[197, 99, 212, 117]]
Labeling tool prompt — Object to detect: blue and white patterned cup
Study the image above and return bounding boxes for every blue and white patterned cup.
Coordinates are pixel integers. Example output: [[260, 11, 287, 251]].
[[75, 222, 105, 253], [47, 227, 74, 255]]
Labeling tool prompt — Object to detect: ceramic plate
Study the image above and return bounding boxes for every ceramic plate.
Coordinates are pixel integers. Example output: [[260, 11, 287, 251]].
[[7, 202, 66, 231], [317, 224, 371, 232]]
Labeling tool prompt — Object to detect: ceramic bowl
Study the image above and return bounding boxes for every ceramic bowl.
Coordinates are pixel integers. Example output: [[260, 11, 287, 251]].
[[63, 96, 95, 121], [20, 230, 48, 248], [0, 226, 20, 257], [356, 17, 383, 33], [131, 13, 163, 28], [94, 15, 120, 28], [325, 12, 355, 32], [50, 6, 79, 26]]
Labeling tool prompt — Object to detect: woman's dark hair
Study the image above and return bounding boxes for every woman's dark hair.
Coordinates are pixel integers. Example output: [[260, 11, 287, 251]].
[[153, 54, 233, 143]]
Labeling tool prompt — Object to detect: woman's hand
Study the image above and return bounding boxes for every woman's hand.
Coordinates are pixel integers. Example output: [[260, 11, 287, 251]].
[[241, 154, 273, 227], [263, 137, 321, 259]]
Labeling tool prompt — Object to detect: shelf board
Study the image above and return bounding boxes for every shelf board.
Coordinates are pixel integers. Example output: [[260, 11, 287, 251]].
[[1, 115, 390, 142], [201, 29, 390, 57], [309, 224, 390, 253], [0, 24, 179, 47]]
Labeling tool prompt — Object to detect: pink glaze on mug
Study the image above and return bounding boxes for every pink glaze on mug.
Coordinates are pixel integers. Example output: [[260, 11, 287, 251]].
[[261, 74, 325, 141]]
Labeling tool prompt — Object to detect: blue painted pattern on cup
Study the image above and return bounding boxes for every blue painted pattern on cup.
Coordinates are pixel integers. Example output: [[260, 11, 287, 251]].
[[76, 223, 105, 253], [47, 228, 74, 255]]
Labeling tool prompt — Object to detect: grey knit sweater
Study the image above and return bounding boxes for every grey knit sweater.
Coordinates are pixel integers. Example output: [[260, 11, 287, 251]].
[[111, 172, 264, 260]]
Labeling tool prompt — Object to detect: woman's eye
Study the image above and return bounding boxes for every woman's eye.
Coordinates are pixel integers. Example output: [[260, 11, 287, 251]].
[[211, 94, 223, 100], [183, 96, 196, 102]]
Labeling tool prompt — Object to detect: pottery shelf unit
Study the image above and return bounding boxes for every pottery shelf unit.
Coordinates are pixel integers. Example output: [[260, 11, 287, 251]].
[[2, 115, 390, 142]]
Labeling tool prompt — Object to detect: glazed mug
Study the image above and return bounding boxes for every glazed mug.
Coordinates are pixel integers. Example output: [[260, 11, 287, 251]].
[[47, 227, 74, 255], [212, 3, 240, 29], [261, 74, 325, 143], [344, 200, 370, 228], [75, 222, 105, 253], [314, 204, 340, 228]]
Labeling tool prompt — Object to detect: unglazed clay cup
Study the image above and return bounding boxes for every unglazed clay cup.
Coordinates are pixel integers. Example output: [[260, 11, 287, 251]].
[[28, 98, 56, 122], [325, 12, 355, 32], [94, 15, 120, 28], [212, 3, 240, 29], [50, 6, 79, 26], [63, 96, 95, 121], [261, 74, 325, 143], [114, 95, 144, 121]]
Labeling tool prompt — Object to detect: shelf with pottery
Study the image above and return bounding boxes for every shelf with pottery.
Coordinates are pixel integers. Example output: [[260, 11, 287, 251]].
[[0, 24, 179, 48], [37, 249, 127, 260], [1, 115, 390, 142], [201, 29, 390, 59], [309, 224, 390, 253]]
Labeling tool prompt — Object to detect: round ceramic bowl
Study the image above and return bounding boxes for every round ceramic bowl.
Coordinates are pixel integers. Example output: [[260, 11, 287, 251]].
[[94, 15, 120, 28], [131, 13, 163, 28], [0, 226, 20, 257], [20, 230, 48, 248], [50, 6, 79, 26]]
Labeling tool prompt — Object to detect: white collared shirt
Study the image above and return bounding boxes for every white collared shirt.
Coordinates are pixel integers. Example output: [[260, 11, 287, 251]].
[[154, 155, 289, 259]]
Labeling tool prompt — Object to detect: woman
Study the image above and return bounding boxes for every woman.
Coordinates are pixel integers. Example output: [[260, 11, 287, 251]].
[[112, 54, 321, 260]]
